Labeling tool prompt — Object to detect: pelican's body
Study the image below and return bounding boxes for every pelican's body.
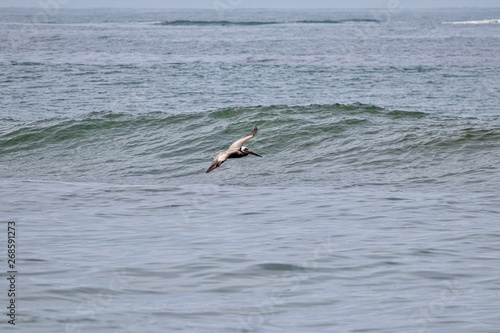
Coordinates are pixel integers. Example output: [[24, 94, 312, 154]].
[[206, 126, 261, 173]]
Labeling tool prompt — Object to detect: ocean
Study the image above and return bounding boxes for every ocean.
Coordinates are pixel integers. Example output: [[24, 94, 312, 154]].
[[1, 6, 500, 333]]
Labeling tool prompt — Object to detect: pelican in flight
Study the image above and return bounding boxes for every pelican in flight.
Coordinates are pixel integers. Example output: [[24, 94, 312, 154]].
[[206, 126, 262, 173]]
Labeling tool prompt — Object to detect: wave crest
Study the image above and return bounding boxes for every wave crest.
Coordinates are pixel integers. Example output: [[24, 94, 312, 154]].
[[443, 19, 500, 25], [156, 19, 381, 26]]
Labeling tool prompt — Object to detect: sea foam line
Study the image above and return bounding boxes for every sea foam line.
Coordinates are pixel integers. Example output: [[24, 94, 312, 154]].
[[443, 19, 500, 25]]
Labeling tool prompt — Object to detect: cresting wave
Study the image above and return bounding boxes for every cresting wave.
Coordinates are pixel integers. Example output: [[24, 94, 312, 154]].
[[156, 19, 381, 26], [1, 103, 499, 186], [1, 103, 498, 156]]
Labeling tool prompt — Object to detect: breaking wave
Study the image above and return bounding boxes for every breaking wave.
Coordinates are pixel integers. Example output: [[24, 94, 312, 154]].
[[443, 19, 500, 25]]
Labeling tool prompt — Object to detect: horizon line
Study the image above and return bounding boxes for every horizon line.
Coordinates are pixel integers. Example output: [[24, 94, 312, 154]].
[[1, 6, 500, 9]]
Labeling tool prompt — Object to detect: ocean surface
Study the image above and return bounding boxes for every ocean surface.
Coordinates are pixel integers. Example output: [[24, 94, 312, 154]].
[[1, 6, 500, 333]]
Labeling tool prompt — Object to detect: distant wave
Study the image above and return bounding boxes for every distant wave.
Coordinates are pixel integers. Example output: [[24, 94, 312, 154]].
[[156, 19, 381, 26], [156, 20, 275, 26], [443, 19, 500, 25], [296, 19, 381, 24]]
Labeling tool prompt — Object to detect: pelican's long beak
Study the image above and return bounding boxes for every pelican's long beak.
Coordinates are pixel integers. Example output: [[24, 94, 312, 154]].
[[248, 149, 262, 157]]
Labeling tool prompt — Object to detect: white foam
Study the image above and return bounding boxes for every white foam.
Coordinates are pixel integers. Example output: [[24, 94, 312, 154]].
[[443, 19, 500, 25]]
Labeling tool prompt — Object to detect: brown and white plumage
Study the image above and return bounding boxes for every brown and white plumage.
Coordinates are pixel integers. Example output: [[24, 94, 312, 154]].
[[206, 126, 261, 173]]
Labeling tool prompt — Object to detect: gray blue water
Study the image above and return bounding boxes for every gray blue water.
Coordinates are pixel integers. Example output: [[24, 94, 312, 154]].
[[1, 6, 500, 333]]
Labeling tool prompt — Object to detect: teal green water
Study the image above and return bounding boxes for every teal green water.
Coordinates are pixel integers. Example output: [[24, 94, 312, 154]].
[[1, 104, 499, 189], [1, 7, 500, 333]]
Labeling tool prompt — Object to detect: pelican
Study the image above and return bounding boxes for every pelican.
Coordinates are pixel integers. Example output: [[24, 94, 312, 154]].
[[206, 126, 262, 173]]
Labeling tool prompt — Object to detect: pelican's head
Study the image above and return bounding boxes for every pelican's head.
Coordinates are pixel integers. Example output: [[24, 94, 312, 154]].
[[241, 146, 262, 157]]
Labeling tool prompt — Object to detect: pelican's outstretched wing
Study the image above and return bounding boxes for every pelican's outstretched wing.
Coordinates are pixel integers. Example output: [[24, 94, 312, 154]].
[[228, 126, 258, 150], [206, 151, 229, 173], [206, 159, 221, 173]]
